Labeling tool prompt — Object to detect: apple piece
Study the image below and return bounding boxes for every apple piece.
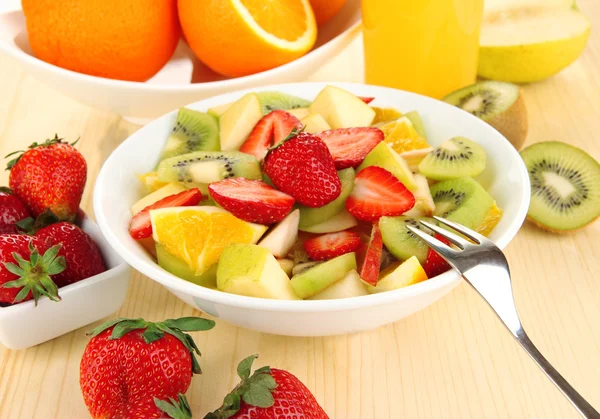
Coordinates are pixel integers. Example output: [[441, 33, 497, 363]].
[[257, 209, 300, 258], [217, 244, 299, 299], [400, 147, 434, 172], [219, 93, 263, 151], [300, 113, 331, 134], [208, 101, 232, 117], [403, 174, 435, 217], [308, 270, 368, 300], [309, 86, 376, 129], [287, 107, 311, 120], [156, 243, 217, 288], [357, 224, 383, 286], [300, 209, 358, 234], [367, 256, 428, 293], [277, 258, 294, 276], [137, 172, 169, 193], [131, 183, 187, 215], [357, 142, 417, 191], [290, 252, 357, 299]]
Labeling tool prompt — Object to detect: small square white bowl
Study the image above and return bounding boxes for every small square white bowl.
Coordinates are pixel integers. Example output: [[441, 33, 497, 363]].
[[0, 212, 131, 350]]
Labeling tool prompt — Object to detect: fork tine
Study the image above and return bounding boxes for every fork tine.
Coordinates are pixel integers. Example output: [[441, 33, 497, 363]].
[[432, 216, 489, 245], [419, 220, 472, 249], [406, 225, 458, 261]]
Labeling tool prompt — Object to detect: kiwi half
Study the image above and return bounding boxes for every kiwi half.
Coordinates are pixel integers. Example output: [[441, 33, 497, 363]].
[[256, 91, 312, 115], [520, 141, 600, 232], [418, 137, 487, 181], [160, 108, 220, 161], [430, 177, 494, 230], [443, 81, 528, 150]]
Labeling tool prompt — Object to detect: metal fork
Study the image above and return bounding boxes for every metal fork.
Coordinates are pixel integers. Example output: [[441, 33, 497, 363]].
[[407, 216, 600, 419]]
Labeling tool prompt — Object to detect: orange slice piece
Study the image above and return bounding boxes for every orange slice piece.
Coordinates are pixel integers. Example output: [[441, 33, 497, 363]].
[[476, 203, 503, 237], [378, 116, 431, 154]]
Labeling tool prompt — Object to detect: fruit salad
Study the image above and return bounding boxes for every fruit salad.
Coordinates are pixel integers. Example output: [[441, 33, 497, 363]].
[[129, 86, 503, 300]]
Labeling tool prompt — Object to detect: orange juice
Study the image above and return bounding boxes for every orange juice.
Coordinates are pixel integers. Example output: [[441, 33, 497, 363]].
[[362, 0, 484, 99]]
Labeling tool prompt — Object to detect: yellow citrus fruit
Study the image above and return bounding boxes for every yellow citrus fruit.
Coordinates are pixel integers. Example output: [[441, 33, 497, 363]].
[[378, 116, 431, 154], [137, 172, 168, 193], [372, 107, 403, 125], [476, 203, 503, 236], [178, 0, 317, 77], [151, 207, 266, 274], [309, 0, 347, 25]]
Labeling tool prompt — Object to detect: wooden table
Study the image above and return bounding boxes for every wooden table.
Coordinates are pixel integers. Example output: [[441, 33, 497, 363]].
[[1, 2, 599, 417]]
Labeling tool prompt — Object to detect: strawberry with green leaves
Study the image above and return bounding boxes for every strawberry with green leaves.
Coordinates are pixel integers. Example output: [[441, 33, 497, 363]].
[[0, 188, 32, 234]]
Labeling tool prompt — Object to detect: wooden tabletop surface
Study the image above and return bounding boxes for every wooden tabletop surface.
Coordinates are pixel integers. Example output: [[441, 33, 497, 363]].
[[1, 2, 600, 418]]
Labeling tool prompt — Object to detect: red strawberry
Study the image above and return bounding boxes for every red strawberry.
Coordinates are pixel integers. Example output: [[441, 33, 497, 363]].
[[208, 178, 294, 225], [0, 189, 32, 233], [346, 166, 415, 221], [303, 230, 361, 261], [357, 224, 383, 286], [359, 96, 375, 104], [80, 316, 215, 419], [35, 222, 106, 287], [239, 110, 302, 159], [206, 355, 329, 419], [129, 188, 202, 239], [7, 135, 87, 221], [317, 127, 384, 169], [263, 133, 341, 208], [423, 234, 452, 278], [0, 235, 64, 306]]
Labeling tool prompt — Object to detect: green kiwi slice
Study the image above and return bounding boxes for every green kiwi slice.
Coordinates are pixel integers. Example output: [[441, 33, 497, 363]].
[[520, 141, 600, 231], [418, 137, 487, 181], [430, 177, 494, 230], [379, 216, 437, 264], [256, 91, 312, 115], [160, 108, 220, 161]]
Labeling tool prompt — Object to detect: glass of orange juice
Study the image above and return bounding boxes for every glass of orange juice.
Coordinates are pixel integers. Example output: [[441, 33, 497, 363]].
[[361, 0, 484, 99]]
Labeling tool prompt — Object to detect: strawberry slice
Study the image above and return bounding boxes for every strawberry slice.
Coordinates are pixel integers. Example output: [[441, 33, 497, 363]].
[[423, 234, 452, 278], [317, 127, 384, 169], [303, 230, 362, 261], [346, 166, 415, 222], [208, 178, 294, 225], [129, 188, 202, 239], [357, 224, 383, 286], [239, 110, 302, 160], [359, 96, 375, 104]]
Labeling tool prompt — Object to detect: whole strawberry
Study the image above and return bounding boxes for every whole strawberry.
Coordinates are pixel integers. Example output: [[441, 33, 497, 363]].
[[35, 221, 106, 287], [206, 355, 329, 419], [6, 135, 87, 221], [0, 235, 64, 306], [263, 133, 341, 208], [0, 188, 32, 233], [80, 316, 215, 419]]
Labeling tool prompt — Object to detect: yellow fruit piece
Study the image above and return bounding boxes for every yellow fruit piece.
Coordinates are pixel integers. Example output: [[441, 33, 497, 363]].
[[131, 183, 186, 215], [378, 116, 431, 154], [476, 203, 503, 237], [178, 0, 317, 77], [137, 172, 169, 193], [371, 107, 403, 125], [367, 256, 428, 293], [151, 207, 267, 275]]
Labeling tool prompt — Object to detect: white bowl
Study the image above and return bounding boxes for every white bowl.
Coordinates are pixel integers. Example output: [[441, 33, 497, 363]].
[[94, 82, 530, 336], [0, 2, 360, 122], [0, 212, 131, 350]]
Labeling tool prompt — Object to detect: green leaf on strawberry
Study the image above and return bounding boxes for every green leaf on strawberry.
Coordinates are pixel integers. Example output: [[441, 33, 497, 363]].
[[154, 393, 193, 419]]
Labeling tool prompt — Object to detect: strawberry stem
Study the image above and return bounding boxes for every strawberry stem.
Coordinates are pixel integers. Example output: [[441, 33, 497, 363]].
[[154, 394, 192, 419]]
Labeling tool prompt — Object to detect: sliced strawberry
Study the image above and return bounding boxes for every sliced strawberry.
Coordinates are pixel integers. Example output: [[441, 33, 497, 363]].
[[317, 127, 384, 169], [208, 178, 294, 225], [357, 224, 383, 286], [346, 166, 415, 222], [423, 234, 452, 278], [359, 96, 375, 104], [239, 110, 302, 160], [129, 188, 202, 240], [303, 231, 361, 261]]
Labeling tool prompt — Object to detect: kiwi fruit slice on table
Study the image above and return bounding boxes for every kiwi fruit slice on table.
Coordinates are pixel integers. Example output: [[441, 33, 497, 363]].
[[418, 137, 487, 181], [256, 91, 312, 115], [520, 141, 600, 232], [379, 216, 437, 264], [430, 177, 495, 230], [160, 108, 220, 161], [157, 151, 261, 184], [443, 81, 528, 150]]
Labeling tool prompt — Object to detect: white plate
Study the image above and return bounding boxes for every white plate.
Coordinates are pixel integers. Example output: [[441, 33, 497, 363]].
[[0, 2, 361, 121], [94, 82, 530, 336]]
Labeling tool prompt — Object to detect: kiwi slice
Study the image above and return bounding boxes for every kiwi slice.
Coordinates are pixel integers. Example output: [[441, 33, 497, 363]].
[[256, 91, 312, 115], [443, 81, 528, 150], [418, 137, 486, 181], [430, 177, 494, 230], [379, 216, 437, 264], [160, 108, 220, 161], [520, 141, 600, 232], [157, 151, 261, 184]]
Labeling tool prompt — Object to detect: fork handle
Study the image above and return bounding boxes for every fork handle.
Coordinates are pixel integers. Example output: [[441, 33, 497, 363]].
[[514, 328, 600, 418]]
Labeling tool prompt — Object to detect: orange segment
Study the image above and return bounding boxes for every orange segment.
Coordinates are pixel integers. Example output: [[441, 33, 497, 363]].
[[199, 212, 256, 269], [372, 107, 403, 125], [476, 203, 503, 236], [378, 116, 431, 154]]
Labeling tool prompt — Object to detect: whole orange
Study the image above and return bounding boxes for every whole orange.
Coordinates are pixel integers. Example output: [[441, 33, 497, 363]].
[[309, 0, 347, 25], [21, 0, 180, 82]]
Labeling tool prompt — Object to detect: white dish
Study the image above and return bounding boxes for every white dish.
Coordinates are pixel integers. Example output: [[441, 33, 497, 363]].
[[0, 2, 361, 122], [93, 82, 530, 337], [0, 212, 131, 350]]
